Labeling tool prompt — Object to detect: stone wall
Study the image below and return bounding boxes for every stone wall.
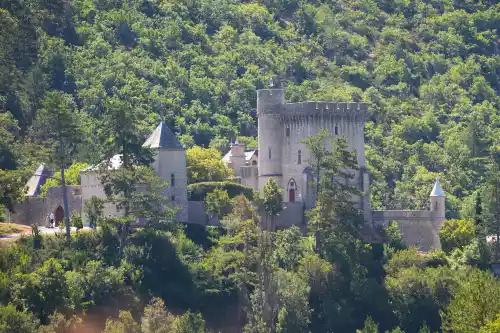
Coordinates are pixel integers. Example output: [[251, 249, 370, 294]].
[[187, 200, 305, 229], [9, 186, 82, 226], [372, 210, 441, 251]]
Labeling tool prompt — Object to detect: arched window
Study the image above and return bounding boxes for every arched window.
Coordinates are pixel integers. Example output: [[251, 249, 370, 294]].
[[252, 160, 257, 165], [269, 147, 271, 159], [298, 150, 302, 164], [171, 173, 175, 186], [287, 178, 297, 203], [286, 127, 290, 137]]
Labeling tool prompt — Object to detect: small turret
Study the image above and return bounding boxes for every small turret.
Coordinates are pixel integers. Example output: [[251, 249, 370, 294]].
[[430, 178, 446, 221]]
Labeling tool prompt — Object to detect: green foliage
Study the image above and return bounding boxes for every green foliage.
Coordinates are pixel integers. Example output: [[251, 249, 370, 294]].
[[443, 268, 500, 333], [440, 219, 476, 253], [357, 316, 379, 333], [70, 212, 83, 230], [385, 222, 407, 251], [39, 162, 88, 198], [205, 188, 231, 219], [83, 196, 104, 228], [188, 181, 255, 201], [262, 177, 283, 230], [186, 146, 233, 184], [0, 304, 39, 333]]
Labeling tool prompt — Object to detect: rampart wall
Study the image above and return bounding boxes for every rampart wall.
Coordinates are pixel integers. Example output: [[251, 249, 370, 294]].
[[372, 210, 442, 251], [9, 186, 82, 226]]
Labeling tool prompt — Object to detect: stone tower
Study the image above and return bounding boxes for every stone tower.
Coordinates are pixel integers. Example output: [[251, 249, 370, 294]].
[[143, 122, 188, 221], [256, 88, 372, 222], [257, 89, 285, 191], [430, 178, 446, 222]]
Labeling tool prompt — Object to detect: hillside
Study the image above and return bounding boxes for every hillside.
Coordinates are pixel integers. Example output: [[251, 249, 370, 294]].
[[1, 0, 500, 215]]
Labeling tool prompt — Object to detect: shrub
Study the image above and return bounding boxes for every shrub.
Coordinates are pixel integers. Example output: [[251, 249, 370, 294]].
[[188, 181, 255, 201], [439, 219, 475, 253], [71, 212, 83, 230]]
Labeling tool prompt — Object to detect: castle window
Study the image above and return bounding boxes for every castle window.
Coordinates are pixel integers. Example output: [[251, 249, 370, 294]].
[[171, 195, 175, 202], [269, 148, 271, 159], [298, 150, 302, 164], [171, 174, 175, 186], [334, 126, 338, 135], [286, 127, 290, 137], [252, 160, 257, 165]]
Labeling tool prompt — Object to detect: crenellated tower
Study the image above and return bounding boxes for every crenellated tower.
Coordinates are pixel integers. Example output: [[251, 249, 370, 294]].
[[256, 88, 372, 222], [257, 89, 285, 191]]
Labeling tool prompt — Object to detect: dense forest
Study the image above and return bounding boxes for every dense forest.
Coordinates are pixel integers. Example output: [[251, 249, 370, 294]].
[[1, 0, 500, 332], [1, 0, 499, 214]]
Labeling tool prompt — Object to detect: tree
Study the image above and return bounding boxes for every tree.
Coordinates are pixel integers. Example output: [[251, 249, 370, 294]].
[[439, 219, 475, 253], [0, 304, 39, 333], [484, 148, 500, 260], [0, 113, 28, 212], [301, 130, 361, 253], [205, 188, 231, 220], [33, 91, 84, 241], [186, 146, 233, 184], [357, 317, 379, 333], [83, 196, 104, 228], [443, 268, 500, 333], [102, 311, 140, 333], [39, 162, 88, 198], [262, 177, 283, 231]]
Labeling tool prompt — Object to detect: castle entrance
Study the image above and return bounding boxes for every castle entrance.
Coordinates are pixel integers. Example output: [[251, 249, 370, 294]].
[[287, 178, 297, 203], [54, 206, 64, 223]]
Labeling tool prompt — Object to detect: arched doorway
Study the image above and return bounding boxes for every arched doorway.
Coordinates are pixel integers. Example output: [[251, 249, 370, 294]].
[[54, 206, 64, 224], [287, 178, 297, 203]]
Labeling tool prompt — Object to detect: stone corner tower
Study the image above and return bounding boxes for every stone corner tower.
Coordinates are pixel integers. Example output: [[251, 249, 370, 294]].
[[257, 88, 285, 192], [143, 122, 188, 222], [430, 177, 446, 222]]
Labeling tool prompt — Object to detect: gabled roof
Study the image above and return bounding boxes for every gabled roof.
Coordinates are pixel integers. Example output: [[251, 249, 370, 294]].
[[26, 164, 52, 197], [430, 178, 445, 197], [81, 154, 123, 173], [142, 122, 183, 149], [222, 150, 258, 163]]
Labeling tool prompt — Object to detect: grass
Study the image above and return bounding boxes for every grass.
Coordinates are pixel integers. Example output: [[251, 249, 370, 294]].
[[0, 223, 31, 237]]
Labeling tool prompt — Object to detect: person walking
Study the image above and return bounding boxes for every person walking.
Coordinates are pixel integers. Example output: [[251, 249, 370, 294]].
[[49, 213, 55, 228]]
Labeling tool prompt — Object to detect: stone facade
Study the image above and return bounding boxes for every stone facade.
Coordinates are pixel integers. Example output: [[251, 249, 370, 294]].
[[9, 88, 446, 252]]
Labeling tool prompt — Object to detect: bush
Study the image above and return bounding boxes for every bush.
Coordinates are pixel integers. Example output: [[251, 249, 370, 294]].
[[439, 219, 475, 253], [71, 212, 83, 230], [188, 181, 255, 201]]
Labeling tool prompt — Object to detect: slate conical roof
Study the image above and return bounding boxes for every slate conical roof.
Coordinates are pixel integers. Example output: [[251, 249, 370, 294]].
[[142, 122, 183, 149], [26, 164, 52, 197], [430, 178, 445, 197]]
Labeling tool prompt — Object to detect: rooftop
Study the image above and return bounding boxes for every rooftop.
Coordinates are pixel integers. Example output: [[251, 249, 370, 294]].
[[142, 122, 183, 149], [430, 178, 445, 197]]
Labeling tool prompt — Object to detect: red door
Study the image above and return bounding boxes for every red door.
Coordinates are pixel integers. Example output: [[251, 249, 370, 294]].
[[55, 206, 64, 223], [289, 189, 295, 202]]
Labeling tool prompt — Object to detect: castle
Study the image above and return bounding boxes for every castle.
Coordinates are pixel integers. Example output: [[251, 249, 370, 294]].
[[8, 88, 446, 251]]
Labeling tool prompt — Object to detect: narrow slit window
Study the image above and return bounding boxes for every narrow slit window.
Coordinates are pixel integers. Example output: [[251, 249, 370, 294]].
[[171, 173, 175, 186], [269, 147, 271, 159], [334, 126, 338, 135], [298, 150, 302, 164], [171, 195, 175, 202], [286, 127, 290, 137]]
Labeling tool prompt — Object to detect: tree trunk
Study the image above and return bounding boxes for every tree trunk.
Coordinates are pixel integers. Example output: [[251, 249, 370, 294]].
[[60, 167, 71, 242]]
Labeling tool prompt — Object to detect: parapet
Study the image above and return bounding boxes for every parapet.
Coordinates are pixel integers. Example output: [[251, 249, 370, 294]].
[[284, 101, 369, 117], [257, 89, 285, 115]]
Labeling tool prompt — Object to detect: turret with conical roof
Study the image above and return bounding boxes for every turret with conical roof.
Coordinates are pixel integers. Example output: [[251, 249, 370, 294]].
[[143, 122, 188, 222], [430, 178, 445, 222]]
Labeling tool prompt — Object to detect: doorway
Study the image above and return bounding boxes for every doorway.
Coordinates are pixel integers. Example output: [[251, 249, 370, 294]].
[[54, 206, 64, 223]]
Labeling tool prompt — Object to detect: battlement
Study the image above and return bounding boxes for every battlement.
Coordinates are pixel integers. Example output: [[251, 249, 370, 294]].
[[283, 101, 369, 117]]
